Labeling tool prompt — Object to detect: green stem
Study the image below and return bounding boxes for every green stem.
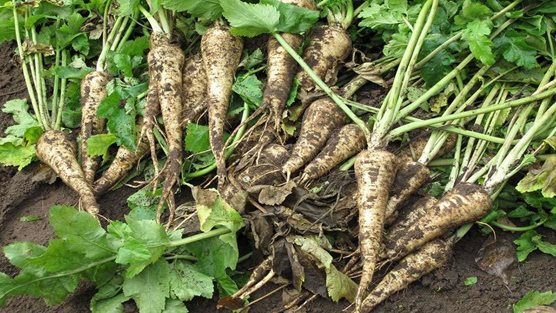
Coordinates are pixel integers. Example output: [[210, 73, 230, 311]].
[[116, 18, 137, 52], [372, 0, 437, 148], [54, 51, 67, 130], [139, 6, 162, 33], [0, 255, 117, 298], [168, 228, 230, 247], [415, 0, 522, 68], [165, 254, 197, 261], [12, 7, 43, 130], [109, 16, 129, 52], [388, 88, 556, 138], [97, 15, 125, 71], [185, 103, 250, 179], [491, 219, 546, 232], [51, 48, 60, 122], [343, 98, 509, 143], [273, 33, 370, 139]]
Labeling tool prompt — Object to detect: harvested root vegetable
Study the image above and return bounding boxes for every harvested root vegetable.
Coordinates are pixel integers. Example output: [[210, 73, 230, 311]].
[[354, 150, 397, 310], [302, 123, 366, 181], [282, 97, 346, 177], [139, 38, 163, 179], [152, 35, 186, 222], [37, 130, 99, 215], [382, 183, 492, 261], [238, 143, 290, 189], [360, 238, 453, 313], [201, 24, 243, 186], [79, 71, 109, 184], [93, 137, 149, 195], [296, 24, 351, 96], [385, 196, 438, 243], [384, 160, 430, 224], [265, 33, 302, 131], [181, 53, 208, 126]]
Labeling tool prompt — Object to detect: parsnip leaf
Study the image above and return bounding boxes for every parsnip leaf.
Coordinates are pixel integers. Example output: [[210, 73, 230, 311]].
[[87, 134, 117, 157], [221, 0, 280, 37], [162, 0, 222, 21], [123, 259, 171, 313], [169, 261, 214, 301], [513, 290, 556, 313]]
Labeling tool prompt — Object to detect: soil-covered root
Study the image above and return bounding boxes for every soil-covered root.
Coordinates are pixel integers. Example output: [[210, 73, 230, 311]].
[[93, 139, 149, 195], [354, 149, 398, 311], [79, 71, 109, 184], [382, 183, 492, 262], [153, 38, 186, 223], [296, 24, 352, 97], [282, 97, 346, 177], [36, 130, 99, 215], [265, 33, 302, 131], [237, 143, 290, 191], [360, 238, 453, 313], [384, 196, 438, 243], [181, 53, 208, 126], [302, 123, 366, 181], [202, 24, 243, 187], [384, 160, 430, 224]]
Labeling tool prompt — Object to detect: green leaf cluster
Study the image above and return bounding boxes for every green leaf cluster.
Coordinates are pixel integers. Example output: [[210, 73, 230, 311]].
[[0, 188, 244, 312]]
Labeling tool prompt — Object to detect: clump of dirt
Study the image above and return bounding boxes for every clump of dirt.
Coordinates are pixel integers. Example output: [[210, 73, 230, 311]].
[[0, 42, 554, 313]]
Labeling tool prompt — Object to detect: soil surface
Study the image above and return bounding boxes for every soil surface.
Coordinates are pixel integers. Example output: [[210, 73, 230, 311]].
[[0, 42, 555, 313]]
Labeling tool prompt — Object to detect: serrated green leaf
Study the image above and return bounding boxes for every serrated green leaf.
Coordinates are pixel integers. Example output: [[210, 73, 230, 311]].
[[49, 205, 112, 259], [514, 230, 537, 262], [516, 157, 556, 198], [97, 91, 137, 150], [127, 187, 160, 220], [162, 0, 222, 21], [3, 242, 46, 272], [163, 299, 189, 313], [87, 134, 117, 157], [112, 53, 134, 77], [463, 19, 495, 65], [186, 235, 239, 279], [216, 273, 238, 297], [494, 31, 539, 70], [291, 236, 356, 303], [261, 0, 319, 34], [119, 36, 150, 57], [232, 74, 263, 108], [123, 259, 171, 313], [513, 290, 556, 313], [221, 0, 280, 37], [0, 143, 35, 170], [116, 0, 140, 16], [325, 265, 357, 303], [169, 261, 214, 301], [53, 65, 93, 79], [91, 293, 129, 313], [192, 187, 244, 233], [239, 48, 264, 70], [532, 235, 556, 257], [2, 99, 39, 139], [185, 123, 210, 154], [24, 126, 43, 145], [358, 0, 408, 30]]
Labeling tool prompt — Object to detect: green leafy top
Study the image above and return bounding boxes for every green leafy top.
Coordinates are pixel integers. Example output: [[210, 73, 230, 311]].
[[221, 0, 319, 37]]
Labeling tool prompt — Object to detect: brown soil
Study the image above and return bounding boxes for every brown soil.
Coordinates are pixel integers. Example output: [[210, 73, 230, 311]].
[[0, 42, 555, 313]]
